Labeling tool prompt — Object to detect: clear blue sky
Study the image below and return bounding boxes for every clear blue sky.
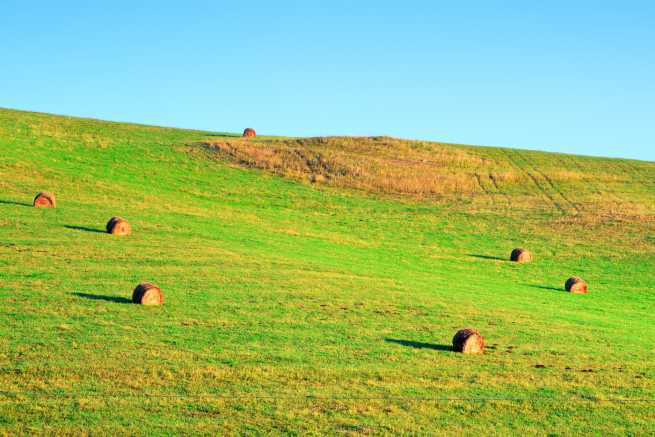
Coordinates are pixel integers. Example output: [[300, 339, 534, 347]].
[[2, 1, 654, 161]]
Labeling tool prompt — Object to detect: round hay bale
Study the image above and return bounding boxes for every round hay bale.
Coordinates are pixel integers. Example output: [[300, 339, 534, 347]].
[[452, 328, 485, 354], [510, 248, 533, 263], [242, 128, 256, 137], [565, 277, 588, 294], [33, 191, 56, 208], [106, 217, 132, 236], [132, 283, 164, 305]]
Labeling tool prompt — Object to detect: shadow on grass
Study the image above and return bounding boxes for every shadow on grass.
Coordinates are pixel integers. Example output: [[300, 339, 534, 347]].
[[527, 285, 564, 292], [385, 338, 452, 352], [72, 292, 132, 304], [205, 133, 241, 138], [64, 225, 106, 234], [467, 254, 507, 261], [0, 199, 33, 207]]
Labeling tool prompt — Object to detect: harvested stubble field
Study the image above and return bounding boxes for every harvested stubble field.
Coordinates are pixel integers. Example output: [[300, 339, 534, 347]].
[[0, 107, 654, 435]]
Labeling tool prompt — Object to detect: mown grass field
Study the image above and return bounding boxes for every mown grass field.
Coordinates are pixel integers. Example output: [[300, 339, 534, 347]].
[[1, 108, 654, 435]]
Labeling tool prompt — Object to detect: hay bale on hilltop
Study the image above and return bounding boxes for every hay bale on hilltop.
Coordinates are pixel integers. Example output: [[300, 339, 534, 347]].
[[242, 128, 256, 137], [452, 328, 485, 354], [565, 277, 588, 294], [106, 217, 132, 236], [132, 283, 164, 305], [33, 191, 56, 208], [510, 248, 533, 263]]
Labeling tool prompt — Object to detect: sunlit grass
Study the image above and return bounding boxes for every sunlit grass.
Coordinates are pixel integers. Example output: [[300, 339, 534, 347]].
[[0, 108, 653, 435]]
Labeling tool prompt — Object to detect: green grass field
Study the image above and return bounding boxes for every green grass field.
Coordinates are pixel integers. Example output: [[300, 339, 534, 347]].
[[1, 108, 654, 435]]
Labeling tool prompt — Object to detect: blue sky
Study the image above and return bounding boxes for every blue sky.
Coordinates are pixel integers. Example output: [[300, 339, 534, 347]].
[[2, 1, 654, 161]]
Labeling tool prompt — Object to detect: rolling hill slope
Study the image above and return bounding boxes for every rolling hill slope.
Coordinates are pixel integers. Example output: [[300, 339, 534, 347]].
[[0, 108, 654, 435]]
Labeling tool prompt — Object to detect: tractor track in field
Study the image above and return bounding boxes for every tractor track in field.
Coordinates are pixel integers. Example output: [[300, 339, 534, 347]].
[[473, 170, 513, 209], [473, 172, 494, 208], [614, 160, 655, 214], [515, 151, 581, 214], [475, 173, 510, 208], [473, 173, 498, 207], [488, 173, 512, 207], [567, 156, 624, 207], [474, 173, 490, 195], [621, 160, 655, 190], [516, 150, 581, 214], [502, 149, 566, 214], [606, 160, 653, 202]]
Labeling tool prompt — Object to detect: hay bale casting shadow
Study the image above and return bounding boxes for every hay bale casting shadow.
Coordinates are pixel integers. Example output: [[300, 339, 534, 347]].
[[106, 217, 132, 236], [64, 225, 105, 234], [385, 338, 452, 351], [510, 248, 533, 263], [33, 192, 56, 208], [242, 128, 256, 137], [565, 277, 588, 294], [73, 292, 132, 304], [132, 283, 164, 305], [0, 199, 33, 207], [467, 254, 506, 261], [452, 328, 485, 354]]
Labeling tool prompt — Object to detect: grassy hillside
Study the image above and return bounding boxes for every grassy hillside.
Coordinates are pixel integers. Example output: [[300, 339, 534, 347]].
[[0, 108, 654, 435]]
